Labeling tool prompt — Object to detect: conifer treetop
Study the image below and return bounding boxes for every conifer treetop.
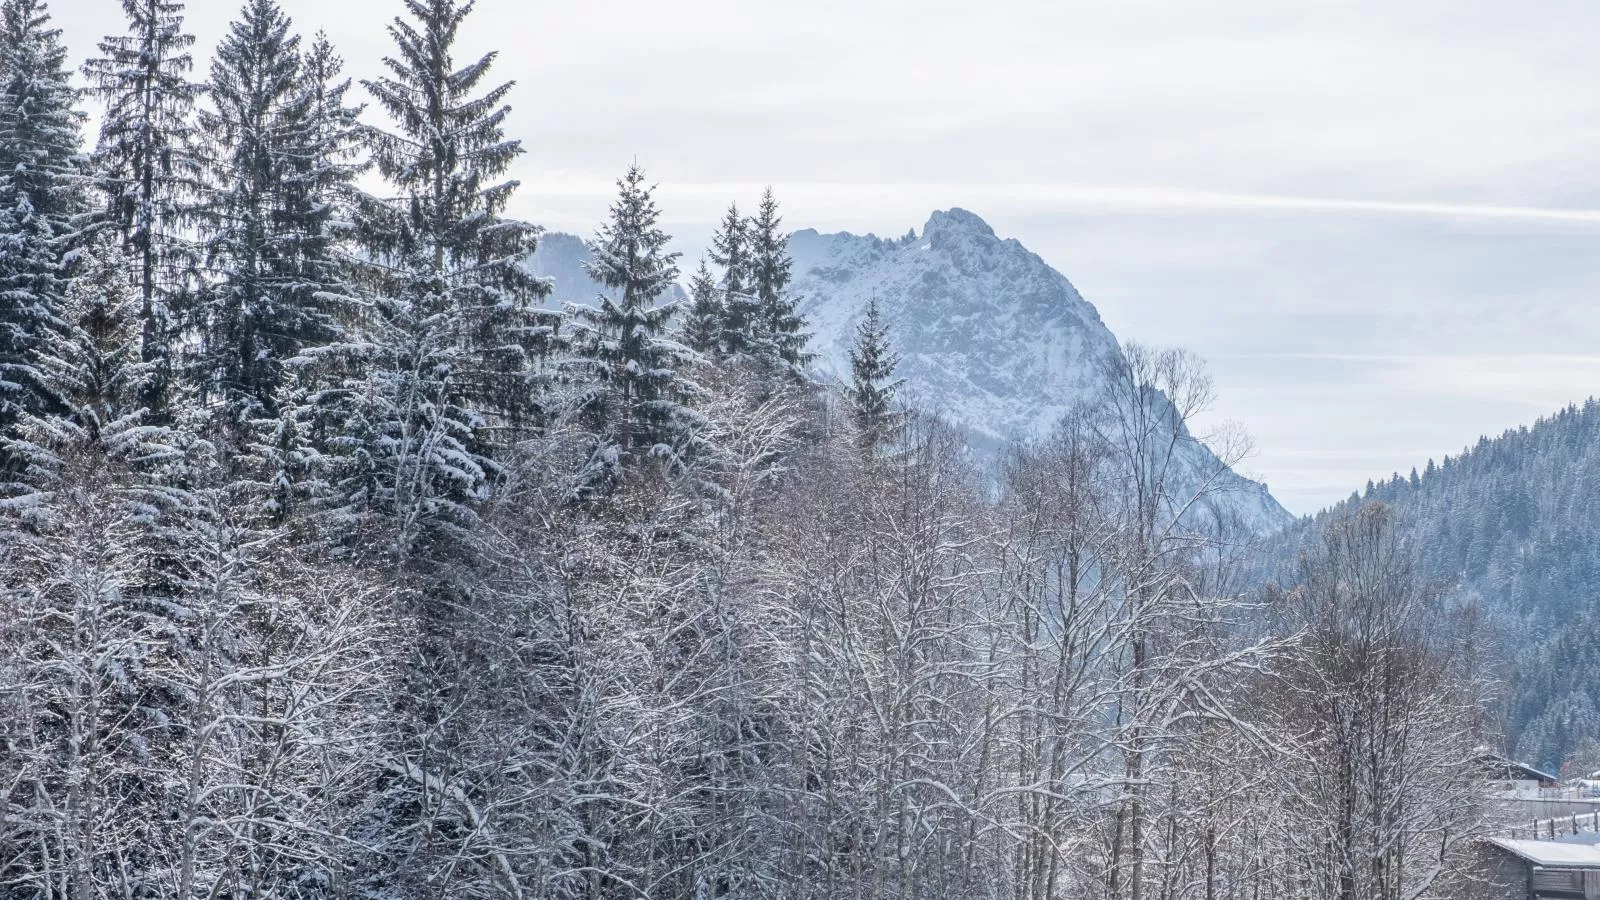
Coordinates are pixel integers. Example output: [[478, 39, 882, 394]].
[[361, 0, 533, 282], [0, 0, 84, 220], [847, 296, 903, 451], [569, 164, 703, 482], [83, 0, 203, 214]]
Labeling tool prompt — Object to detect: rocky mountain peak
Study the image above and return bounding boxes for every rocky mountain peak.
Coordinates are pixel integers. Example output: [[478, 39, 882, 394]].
[[789, 208, 1291, 533]]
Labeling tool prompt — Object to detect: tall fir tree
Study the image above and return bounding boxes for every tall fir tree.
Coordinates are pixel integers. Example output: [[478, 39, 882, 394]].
[[252, 32, 365, 524], [195, 0, 322, 430], [680, 258, 722, 356], [337, 0, 551, 558], [82, 0, 203, 423], [296, 34, 367, 230], [0, 0, 86, 433], [338, 9, 557, 890], [569, 164, 702, 491], [709, 202, 758, 358], [846, 296, 902, 452], [747, 187, 810, 371]]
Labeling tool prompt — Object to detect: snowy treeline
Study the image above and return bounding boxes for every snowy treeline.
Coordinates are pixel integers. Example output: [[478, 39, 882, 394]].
[[0, 1, 1496, 898]]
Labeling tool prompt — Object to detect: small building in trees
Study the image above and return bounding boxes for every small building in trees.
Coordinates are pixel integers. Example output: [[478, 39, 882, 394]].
[[1484, 752, 1562, 796], [1480, 837, 1600, 900]]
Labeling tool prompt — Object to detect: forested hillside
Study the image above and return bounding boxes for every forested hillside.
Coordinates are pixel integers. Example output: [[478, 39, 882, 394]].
[[1263, 399, 1600, 773], [0, 0, 1504, 898]]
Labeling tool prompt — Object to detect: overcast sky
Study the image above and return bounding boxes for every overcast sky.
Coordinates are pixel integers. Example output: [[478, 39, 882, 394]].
[[50, 0, 1600, 513]]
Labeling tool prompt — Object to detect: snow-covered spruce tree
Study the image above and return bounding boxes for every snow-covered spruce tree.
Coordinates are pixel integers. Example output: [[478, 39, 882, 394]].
[[0, 245, 202, 899], [845, 296, 902, 453], [193, 0, 353, 443], [246, 32, 366, 526], [4, 237, 180, 522], [567, 164, 703, 493], [680, 257, 722, 356], [747, 187, 810, 371], [339, 2, 554, 894], [0, 0, 87, 436], [82, 0, 203, 424], [337, 0, 553, 559], [709, 201, 759, 358]]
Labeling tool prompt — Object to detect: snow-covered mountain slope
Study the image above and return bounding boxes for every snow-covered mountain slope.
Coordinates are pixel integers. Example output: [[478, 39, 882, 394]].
[[524, 231, 687, 309], [790, 208, 1292, 533]]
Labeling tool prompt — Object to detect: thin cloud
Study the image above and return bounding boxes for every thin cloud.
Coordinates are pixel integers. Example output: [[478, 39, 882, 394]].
[[525, 179, 1600, 226], [1210, 352, 1600, 362]]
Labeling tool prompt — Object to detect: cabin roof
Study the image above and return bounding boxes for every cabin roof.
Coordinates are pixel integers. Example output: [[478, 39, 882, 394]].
[[1487, 837, 1600, 868], [1479, 751, 1559, 784]]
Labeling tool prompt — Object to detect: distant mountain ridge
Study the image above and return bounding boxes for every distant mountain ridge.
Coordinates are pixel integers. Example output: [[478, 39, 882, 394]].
[[788, 208, 1293, 534]]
